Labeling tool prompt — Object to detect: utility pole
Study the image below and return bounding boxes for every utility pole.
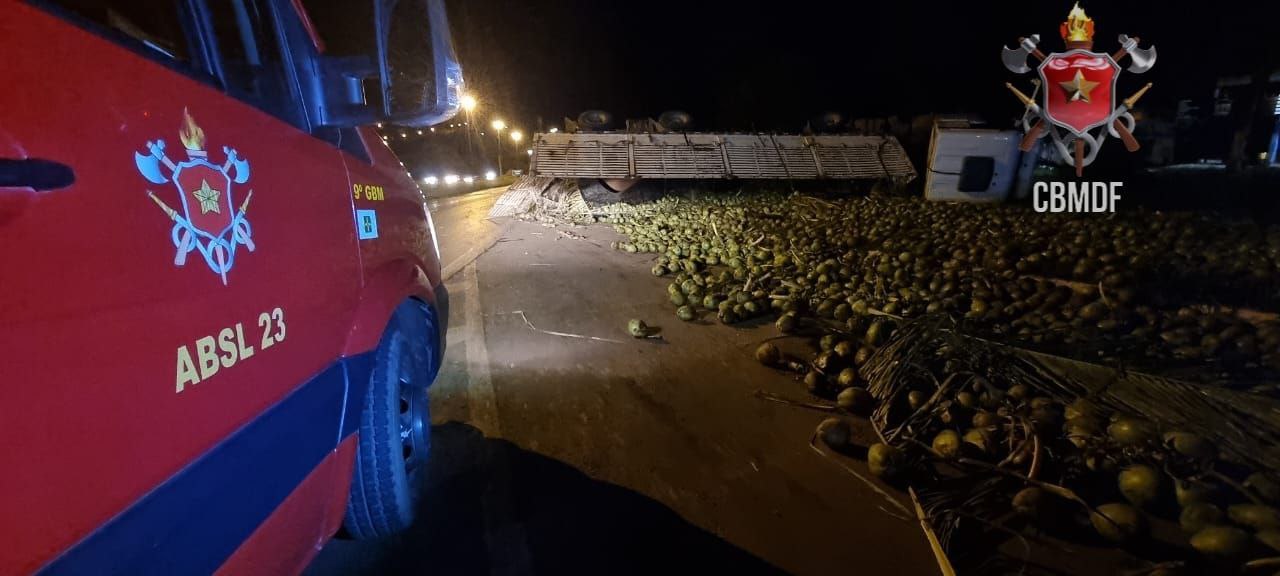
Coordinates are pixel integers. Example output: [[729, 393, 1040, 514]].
[[495, 131, 503, 174], [491, 119, 507, 174]]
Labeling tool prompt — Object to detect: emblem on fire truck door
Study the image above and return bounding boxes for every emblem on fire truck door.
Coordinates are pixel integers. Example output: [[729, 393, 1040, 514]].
[[134, 108, 255, 284], [1000, 3, 1157, 175]]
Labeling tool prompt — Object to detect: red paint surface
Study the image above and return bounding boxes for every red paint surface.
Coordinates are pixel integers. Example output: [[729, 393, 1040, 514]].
[[0, 3, 441, 572], [216, 438, 357, 576]]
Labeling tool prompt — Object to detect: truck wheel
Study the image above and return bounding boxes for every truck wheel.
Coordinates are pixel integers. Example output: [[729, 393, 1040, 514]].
[[343, 301, 438, 539]]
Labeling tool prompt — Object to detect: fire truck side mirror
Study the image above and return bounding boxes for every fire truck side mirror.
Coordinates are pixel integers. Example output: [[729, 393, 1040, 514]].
[[313, 0, 463, 129], [374, 0, 463, 127]]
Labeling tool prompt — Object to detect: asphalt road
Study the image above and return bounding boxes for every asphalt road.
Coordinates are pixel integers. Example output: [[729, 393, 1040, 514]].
[[426, 186, 509, 280], [307, 186, 945, 576]]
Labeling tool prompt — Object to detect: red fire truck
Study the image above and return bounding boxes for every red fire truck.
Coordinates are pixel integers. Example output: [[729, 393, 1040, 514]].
[[0, 0, 460, 572]]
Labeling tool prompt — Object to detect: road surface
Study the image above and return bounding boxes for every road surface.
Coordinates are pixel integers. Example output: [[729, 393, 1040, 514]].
[[308, 186, 945, 576]]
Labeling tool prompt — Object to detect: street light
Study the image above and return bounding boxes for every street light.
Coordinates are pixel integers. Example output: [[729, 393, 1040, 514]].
[[510, 130, 523, 143], [460, 93, 477, 112], [491, 119, 506, 132]]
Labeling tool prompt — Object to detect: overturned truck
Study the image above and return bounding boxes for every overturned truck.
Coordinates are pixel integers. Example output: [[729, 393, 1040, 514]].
[[491, 118, 918, 219], [531, 130, 916, 191]]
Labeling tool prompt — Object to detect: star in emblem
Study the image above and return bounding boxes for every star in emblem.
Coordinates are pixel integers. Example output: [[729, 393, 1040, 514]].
[[1058, 69, 1100, 103], [192, 179, 222, 215]]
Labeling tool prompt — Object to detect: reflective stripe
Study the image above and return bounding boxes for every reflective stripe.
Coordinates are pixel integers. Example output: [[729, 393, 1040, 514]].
[[40, 354, 371, 576]]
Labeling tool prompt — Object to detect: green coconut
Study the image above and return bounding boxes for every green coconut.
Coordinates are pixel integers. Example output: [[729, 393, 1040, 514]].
[[816, 417, 851, 448], [820, 334, 838, 352], [1163, 431, 1218, 461], [775, 313, 797, 334], [1064, 398, 1100, 421], [669, 291, 687, 307], [833, 341, 854, 359], [1227, 503, 1280, 530], [1108, 416, 1155, 447], [1090, 502, 1146, 543], [1064, 416, 1102, 448], [676, 305, 695, 321], [853, 346, 874, 366], [804, 370, 824, 395], [837, 387, 873, 415], [755, 342, 782, 366], [1179, 502, 1223, 534], [627, 319, 649, 338], [864, 320, 888, 347], [1190, 525, 1251, 558], [836, 368, 859, 389], [867, 442, 900, 478], [651, 263, 668, 276], [1175, 479, 1219, 507], [971, 410, 998, 429], [931, 429, 961, 459], [1118, 465, 1162, 508], [1012, 487, 1044, 518], [907, 390, 927, 411], [962, 427, 990, 454]]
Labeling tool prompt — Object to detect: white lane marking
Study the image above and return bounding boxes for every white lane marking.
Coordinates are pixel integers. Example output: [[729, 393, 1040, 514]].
[[441, 218, 508, 281], [464, 261, 501, 437]]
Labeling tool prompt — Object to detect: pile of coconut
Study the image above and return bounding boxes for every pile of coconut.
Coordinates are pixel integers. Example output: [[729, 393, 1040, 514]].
[[600, 191, 1280, 571]]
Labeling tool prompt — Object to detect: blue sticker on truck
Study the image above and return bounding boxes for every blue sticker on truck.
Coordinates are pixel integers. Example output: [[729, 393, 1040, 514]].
[[356, 209, 378, 240]]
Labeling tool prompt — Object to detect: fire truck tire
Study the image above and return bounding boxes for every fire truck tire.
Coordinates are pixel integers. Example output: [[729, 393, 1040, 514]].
[[343, 301, 435, 539]]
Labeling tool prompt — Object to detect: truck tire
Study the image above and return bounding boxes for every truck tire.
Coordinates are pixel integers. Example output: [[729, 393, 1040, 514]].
[[343, 300, 440, 539]]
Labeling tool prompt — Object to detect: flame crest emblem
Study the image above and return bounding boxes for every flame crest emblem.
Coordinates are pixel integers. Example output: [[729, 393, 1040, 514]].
[[133, 108, 256, 284]]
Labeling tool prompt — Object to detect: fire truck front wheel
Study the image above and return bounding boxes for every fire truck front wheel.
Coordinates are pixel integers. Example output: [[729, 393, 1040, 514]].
[[343, 301, 437, 539]]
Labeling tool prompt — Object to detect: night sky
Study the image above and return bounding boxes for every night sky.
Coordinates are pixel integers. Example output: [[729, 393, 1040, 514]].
[[447, 0, 1277, 132]]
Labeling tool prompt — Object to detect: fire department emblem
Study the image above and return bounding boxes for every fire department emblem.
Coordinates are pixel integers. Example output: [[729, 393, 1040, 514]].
[[1001, 3, 1156, 175], [134, 108, 254, 284]]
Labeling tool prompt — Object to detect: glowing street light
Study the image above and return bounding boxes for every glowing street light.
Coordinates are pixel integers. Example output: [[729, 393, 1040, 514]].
[[485, 170, 497, 181], [491, 119, 506, 132], [510, 130, 523, 143], [549, 127, 559, 133], [460, 93, 477, 112], [423, 175, 439, 186], [444, 174, 460, 186]]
